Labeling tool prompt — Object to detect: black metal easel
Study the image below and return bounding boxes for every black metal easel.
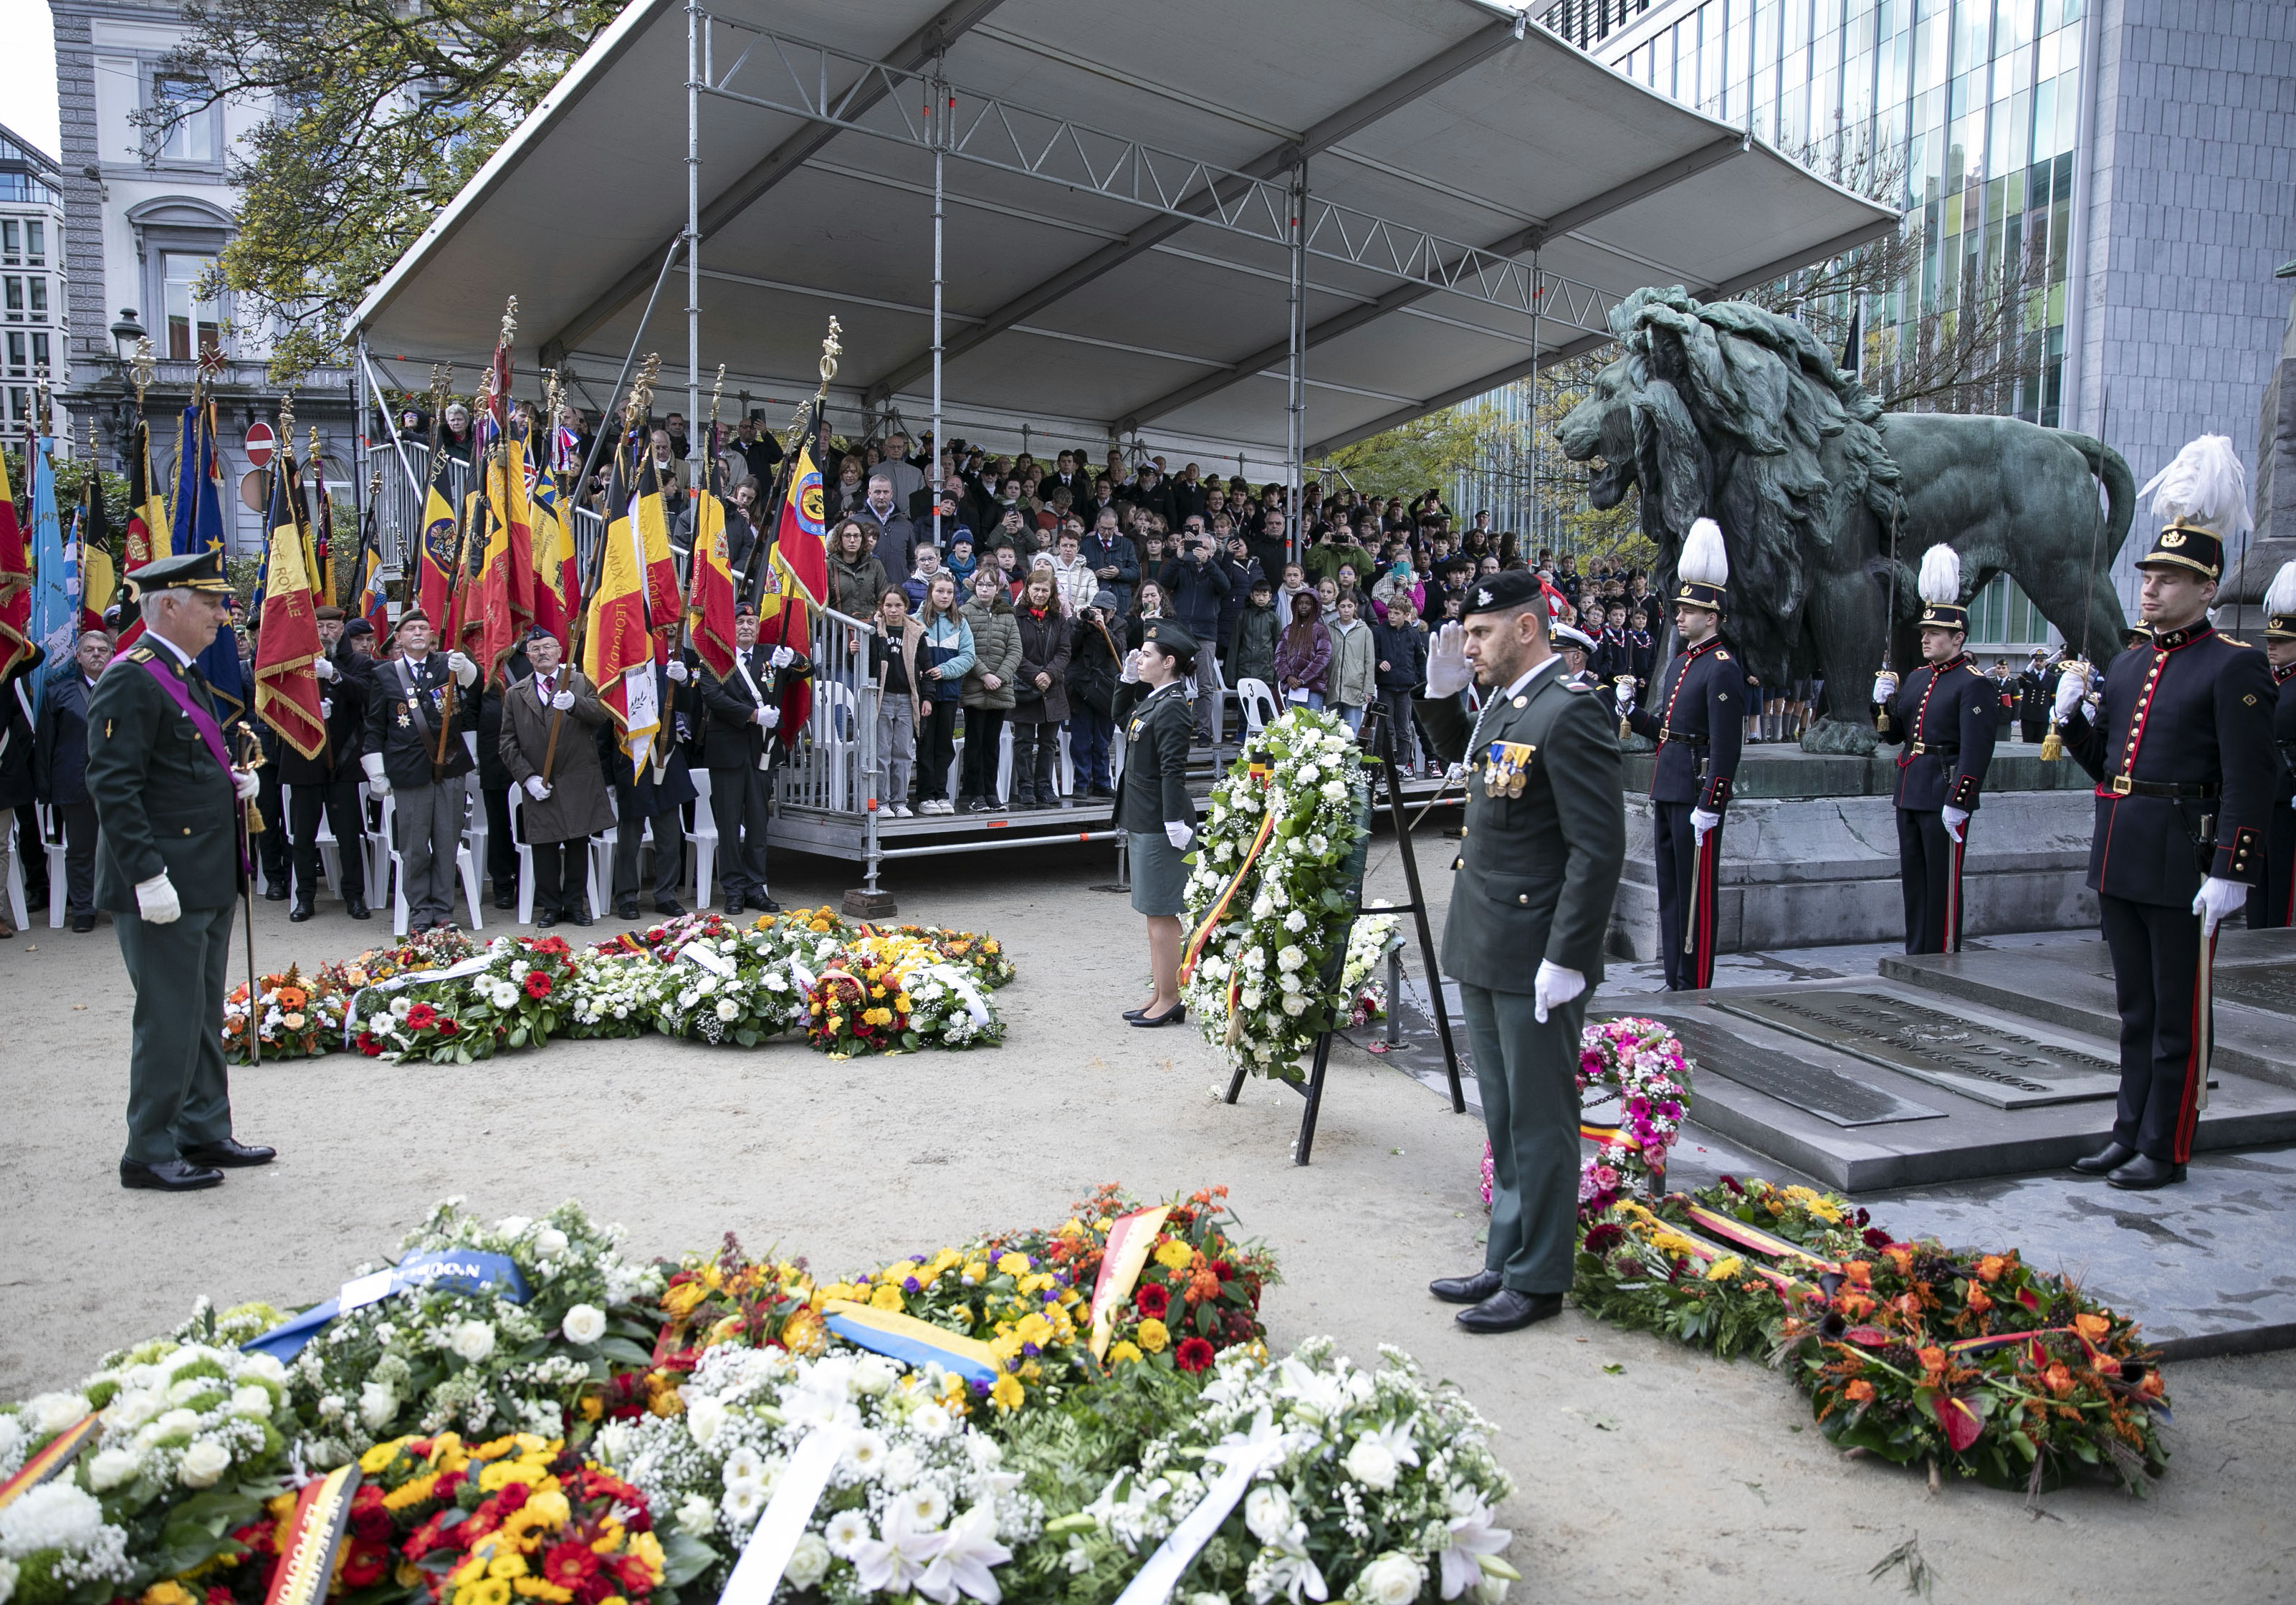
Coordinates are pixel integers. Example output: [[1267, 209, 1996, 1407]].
[[1223, 707, 1465, 1164]]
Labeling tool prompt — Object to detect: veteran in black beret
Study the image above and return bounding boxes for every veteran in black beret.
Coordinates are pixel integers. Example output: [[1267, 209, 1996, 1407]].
[[83, 549, 276, 1192], [2251, 560, 2296, 931], [1113, 619, 1200, 1027], [1414, 567, 1626, 1333], [2055, 436, 2279, 1190]]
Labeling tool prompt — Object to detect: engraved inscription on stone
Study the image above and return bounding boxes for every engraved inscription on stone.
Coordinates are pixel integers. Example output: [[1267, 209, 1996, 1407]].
[[2214, 963, 2296, 1018], [1660, 1017, 1946, 1129], [1711, 992, 2127, 1109]]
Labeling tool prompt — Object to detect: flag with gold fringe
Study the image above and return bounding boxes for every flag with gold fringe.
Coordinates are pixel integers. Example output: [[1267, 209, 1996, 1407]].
[[583, 439, 661, 766], [253, 454, 329, 761], [686, 425, 740, 680]]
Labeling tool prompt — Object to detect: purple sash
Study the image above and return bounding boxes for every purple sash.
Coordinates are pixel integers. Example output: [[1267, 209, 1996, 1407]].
[[138, 655, 252, 873]]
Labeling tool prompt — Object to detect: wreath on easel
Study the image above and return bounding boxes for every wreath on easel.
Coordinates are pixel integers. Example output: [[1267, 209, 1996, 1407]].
[[1480, 1016, 1695, 1213]]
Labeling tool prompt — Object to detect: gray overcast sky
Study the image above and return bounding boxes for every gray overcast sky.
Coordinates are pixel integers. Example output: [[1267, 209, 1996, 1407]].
[[0, 0, 62, 159]]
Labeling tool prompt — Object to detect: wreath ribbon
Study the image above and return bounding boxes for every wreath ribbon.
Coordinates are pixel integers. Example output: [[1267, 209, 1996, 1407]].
[[1177, 807, 1277, 986], [1680, 1203, 1842, 1273]]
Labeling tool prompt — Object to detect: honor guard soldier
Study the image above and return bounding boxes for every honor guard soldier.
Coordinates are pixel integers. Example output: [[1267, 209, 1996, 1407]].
[[1615, 519, 1746, 989], [2252, 561, 2296, 929], [1872, 546, 1999, 953], [2054, 436, 2278, 1190], [1415, 570, 1626, 1333], [85, 549, 275, 1192]]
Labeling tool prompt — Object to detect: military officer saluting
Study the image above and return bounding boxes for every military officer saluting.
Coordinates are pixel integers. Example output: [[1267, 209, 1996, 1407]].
[[84, 549, 275, 1192], [1872, 546, 1999, 954], [2251, 560, 2296, 930], [1113, 620, 1200, 1028], [1415, 570, 1626, 1333], [1615, 519, 1746, 989], [2055, 436, 2279, 1190]]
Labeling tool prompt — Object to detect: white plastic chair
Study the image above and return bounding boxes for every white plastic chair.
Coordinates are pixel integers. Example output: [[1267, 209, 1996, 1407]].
[[502, 788, 540, 925], [37, 805, 67, 928], [3, 815, 26, 931], [378, 793, 484, 936], [686, 771, 719, 907], [360, 782, 393, 902], [1235, 677, 1279, 737], [995, 722, 1015, 805]]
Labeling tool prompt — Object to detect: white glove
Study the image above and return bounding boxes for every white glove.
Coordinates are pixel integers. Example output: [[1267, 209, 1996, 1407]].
[[1120, 651, 1142, 684], [1691, 808, 1720, 838], [361, 752, 391, 798], [313, 656, 337, 681], [757, 705, 780, 730], [1531, 958, 1585, 1025], [524, 775, 552, 801], [1941, 803, 1970, 843], [2052, 667, 2087, 721], [319, 699, 333, 719], [1613, 681, 1636, 712], [665, 659, 690, 682], [2193, 875, 2246, 938], [550, 689, 576, 712], [135, 872, 181, 926], [1164, 820, 1193, 850], [1871, 671, 1898, 704], [446, 650, 478, 686], [231, 767, 260, 802], [769, 646, 795, 670], [1425, 621, 1471, 697]]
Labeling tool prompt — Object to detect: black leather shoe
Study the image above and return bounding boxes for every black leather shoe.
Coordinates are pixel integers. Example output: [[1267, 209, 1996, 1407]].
[[723, 895, 745, 916], [535, 911, 558, 929], [1123, 1003, 1154, 1021], [616, 901, 641, 921], [654, 900, 686, 917], [751, 896, 781, 914], [2108, 1154, 2187, 1190], [71, 912, 95, 932], [1455, 1288, 1564, 1333], [121, 1158, 224, 1191], [1430, 1268, 1503, 1305], [2072, 1141, 2138, 1177], [263, 881, 290, 902], [290, 902, 315, 922], [570, 911, 594, 927], [180, 1138, 275, 1167], [493, 891, 518, 911], [347, 899, 371, 921], [1130, 1002, 1186, 1027]]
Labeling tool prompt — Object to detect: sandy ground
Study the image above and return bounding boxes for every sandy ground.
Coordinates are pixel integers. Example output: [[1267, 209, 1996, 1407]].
[[2, 832, 2290, 1605]]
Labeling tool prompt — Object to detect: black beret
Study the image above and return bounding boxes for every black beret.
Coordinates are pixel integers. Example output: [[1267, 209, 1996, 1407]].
[[1460, 569, 1547, 618]]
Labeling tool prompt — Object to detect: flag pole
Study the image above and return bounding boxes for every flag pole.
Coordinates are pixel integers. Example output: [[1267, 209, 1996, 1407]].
[[545, 357, 657, 784], [676, 363, 725, 666]]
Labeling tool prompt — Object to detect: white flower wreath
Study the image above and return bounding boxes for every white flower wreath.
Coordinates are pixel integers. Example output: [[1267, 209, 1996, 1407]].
[[1178, 709, 1372, 1076]]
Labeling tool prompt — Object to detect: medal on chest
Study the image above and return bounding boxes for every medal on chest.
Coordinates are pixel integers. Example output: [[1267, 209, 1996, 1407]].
[[1483, 740, 1534, 797], [397, 709, 411, 728]]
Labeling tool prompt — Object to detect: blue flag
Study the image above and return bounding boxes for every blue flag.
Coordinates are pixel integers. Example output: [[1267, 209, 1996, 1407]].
[[25, 433, 71, 722], [170, 401, 246, 714]]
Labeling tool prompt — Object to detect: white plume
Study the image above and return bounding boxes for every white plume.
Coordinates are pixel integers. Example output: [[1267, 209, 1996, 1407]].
[[2138, 434, 2254, 539], [1678, 517, 1729, 586], [2266, 559, 2296, 617], [1917, 544, 1962, 607]]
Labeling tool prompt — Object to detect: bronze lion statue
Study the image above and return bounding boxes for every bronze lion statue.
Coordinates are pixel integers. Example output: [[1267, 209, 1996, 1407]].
[[1556, 287, 2133, 752]]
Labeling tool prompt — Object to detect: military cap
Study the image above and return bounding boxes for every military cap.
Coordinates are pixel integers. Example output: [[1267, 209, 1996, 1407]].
[[2262, 560, 2296, 641], [1551, 621, 1598, 652], [315, 603, 345, 621], [1141, 619, 1197, 654], [344, 619, 376, 639], [733, 600, 758, 618], [2137, 522, 2225, 581], [125, 546, 232, 597], [1460, 568, 1547, 618]]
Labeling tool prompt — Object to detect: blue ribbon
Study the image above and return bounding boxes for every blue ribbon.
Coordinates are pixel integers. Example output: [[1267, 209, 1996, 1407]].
[[243, 1250, 531, 1361]]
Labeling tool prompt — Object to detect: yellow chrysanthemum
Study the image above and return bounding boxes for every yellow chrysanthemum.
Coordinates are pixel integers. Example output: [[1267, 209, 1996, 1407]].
[[1135, 1318, 1170, 1354], [523, 1489, 571, 1528], [359, 1437, 414, 1475], [462, 1578, 513, 1605], [1703, 1256, 1744, 1282], [1153, 1240, 1194, 1272], [995, 1252, 1030, 1277], [511, 1581, 573, 1602], [1107, 1341, 1143, 1364], [143, 1583, 196, 1605], [487, 1553, 530, 1581], [870, 1283, 905, 1312], [383, 1472, 441, 1512], [989, 1374, 1025, 1412]]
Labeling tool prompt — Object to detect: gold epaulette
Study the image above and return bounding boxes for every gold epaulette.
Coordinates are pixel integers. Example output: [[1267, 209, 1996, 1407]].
[[126, 646, 153, 661], [2219, 635, 2253, 647]]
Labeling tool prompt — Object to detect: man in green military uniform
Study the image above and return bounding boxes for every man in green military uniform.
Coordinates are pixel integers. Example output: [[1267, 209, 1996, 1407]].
[[85, 549, 277, 1192], [1415, 571, 1625, 1331]]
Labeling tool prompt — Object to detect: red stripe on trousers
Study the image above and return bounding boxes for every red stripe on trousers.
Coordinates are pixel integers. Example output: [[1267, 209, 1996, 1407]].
[[2173, 929, 2214, 1164]]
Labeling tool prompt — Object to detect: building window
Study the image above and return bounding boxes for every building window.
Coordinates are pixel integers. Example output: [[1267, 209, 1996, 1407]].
[[6, 330, 24, 371], [152, 75, 221, 166], [163, 251, 223, 358], [26, 278, 43, 319], [2, 277, 18, 321], [24, 221, 42, 264], [0, 221, 15, 261]]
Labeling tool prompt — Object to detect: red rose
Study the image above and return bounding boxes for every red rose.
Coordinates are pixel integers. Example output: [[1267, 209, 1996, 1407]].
[[1133, 1283, 1170, 1319], [1174, 1336, 1217, 1374], [405, 1002, 437, 1029], [339, 1543, 388, 1589], [494, 1481, 530, 1515], [348, 1483, 393, 1541], [524, 971, 554, 999]]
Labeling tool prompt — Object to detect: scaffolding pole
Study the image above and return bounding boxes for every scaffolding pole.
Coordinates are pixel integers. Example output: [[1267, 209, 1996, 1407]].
[[931, 53, 947, 553], [1286, 158, 1306, 561], [1529, 249, 1542, 560], [686, 2, 702, 454]]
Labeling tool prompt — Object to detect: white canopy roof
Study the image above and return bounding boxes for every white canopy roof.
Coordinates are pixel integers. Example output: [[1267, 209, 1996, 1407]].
[[353, 0, 1896, 461]]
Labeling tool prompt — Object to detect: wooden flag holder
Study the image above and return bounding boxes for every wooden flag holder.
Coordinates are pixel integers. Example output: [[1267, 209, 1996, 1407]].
[[1224, 706, 1464, 1164]]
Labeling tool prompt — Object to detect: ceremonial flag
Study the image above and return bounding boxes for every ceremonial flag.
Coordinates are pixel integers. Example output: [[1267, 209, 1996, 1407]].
[[26, 430, 73, 719], [634, 451, 680, 638], [685, 425, 739, 680], [757, 410, 826, 742], [77, 463, 114, 633], [414, 449, 459, 627], [474, 432, 537, 682], [0, 444, 31, 683], [308, 459, 335, 608], [252, 457, 327, 760], [113, 418, 169, 646], [527, 466, 579, 649], [582, 440, 661, 767], [169, 399, 245, 715], [354, 496, 390, 637]]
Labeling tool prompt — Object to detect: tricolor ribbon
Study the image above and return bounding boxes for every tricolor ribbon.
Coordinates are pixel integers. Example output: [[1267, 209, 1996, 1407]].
[[1087, 1206, 1172, 1361], [1178, 809, 1276, 986], [244, 1250, 530, 1361], [262, 1465, 362, 1605], [818, 1300, 1001, 1385], [0, 1415, 100, 1513], [1680, 1204, 1842, 1273]]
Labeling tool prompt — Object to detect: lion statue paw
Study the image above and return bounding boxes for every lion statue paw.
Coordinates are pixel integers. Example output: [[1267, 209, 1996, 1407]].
[[1799, 717, 1880, 756]]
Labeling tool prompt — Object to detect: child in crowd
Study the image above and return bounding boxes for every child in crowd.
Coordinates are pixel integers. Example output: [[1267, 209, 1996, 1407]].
[[912, 571, 975, 814], [1276, 562, 1312, 629], [869, 587, 921, 815], [904, 544, 944, 610], [1371, 594, 1429, 771], [1228, 576, 1280, 697], [1326, 593, 1376, 734], [945, 536, 979, 586]]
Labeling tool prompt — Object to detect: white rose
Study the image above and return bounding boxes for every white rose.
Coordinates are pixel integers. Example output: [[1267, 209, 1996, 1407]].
[[534, 1227, 570, 1259], [676, 1493, 718, 1537], [358, 1381, 398, 1433], [0, 1557, 18, 1605], [851, 1356, 896, 1398], [594, 1421, 633, 1465], [1361, 1555, 1425, 1605], [1344, 1436, 1399, 1492], [1283, 910, 1308, 932], [715, 999, 739, 1021], [1474, 1573, 1511, 1605], [26, 1393, 90, 1436], [178, 1439, 232, 1488], [450, 1321, 496, 1364], [685, 1394, 728, 1447], [497, 1215, 534, 1238], [1243, 1484, 1293, 1546], [153, 1407, 200, 1440], [784, 1533, 831, 1591], [1281, 995, 1308, 1017], [561, 1305, 607, 1346], [87, 1447, 141, 1490], [229, 1386, 272, 1419]]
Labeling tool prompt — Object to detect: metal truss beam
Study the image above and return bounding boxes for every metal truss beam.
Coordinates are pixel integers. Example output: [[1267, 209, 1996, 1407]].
[[542, 0, 1008, 362], [1121, 134, 1750, 430]]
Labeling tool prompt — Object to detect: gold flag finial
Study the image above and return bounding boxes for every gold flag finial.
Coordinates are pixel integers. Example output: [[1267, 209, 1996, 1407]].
[[278, 392, 296, 449], [818, 317, 843, 387], [626, 353, 660, 432], [429, 363, 450, 410], [707, 362, 726, 427], [130, 337, 156, 407], [501, 295, 520, 344]]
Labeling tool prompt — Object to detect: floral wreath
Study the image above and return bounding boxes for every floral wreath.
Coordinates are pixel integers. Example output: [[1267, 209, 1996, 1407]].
[[1480, 1015, 1693, 1213]]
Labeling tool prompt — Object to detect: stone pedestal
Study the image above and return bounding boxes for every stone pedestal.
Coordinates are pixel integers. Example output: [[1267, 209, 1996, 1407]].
[[1607, 743, 2100, 960]]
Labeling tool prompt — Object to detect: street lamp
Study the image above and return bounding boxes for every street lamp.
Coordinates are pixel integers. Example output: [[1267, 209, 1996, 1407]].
[[110, 309, 146, 359]]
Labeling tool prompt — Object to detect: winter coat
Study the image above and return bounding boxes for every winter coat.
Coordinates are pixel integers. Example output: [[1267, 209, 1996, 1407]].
[[1077, 532, 1141, 612], [1156, 551, 1231, 641], [32, 669, 97, 807], [497, 668, 618, 843], [831, 551, 892, 621], [1273, 602, 1333, 699], [1010, 604, 1073, 725], [869, 615, 925, 714], [1372, 617, 1427, 691], [1066, 609, 1125, 720], [1327, 618, 1377, 708], [917, 611, 977, 703], [960, 597, 1023, 712], [1227, 600, 1280, 689]]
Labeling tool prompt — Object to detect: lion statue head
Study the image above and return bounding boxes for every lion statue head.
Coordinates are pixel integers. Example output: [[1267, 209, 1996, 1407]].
[[1556, 287, 1903, 684]]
